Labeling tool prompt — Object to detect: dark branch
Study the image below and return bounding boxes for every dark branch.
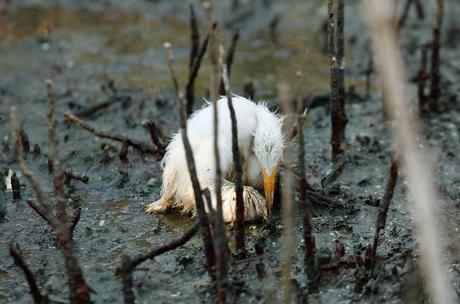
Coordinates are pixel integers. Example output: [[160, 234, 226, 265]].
[[164, 43, 216, 279], [219, 31, 240, 95], [9, 244, 47, 304], [63, 112, 163, 160], [371, 159, 399, 276], [221, 48, 245, 253]]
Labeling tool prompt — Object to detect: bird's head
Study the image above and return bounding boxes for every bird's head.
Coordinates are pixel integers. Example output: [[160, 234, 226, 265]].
[[253, 104, 285, 210]]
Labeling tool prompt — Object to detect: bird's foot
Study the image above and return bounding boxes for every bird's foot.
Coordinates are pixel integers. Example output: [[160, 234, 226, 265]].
[[144, 197, 171, 214]]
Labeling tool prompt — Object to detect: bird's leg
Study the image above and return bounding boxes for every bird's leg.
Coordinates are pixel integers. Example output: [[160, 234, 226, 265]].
[[144, 196, 174, 214]]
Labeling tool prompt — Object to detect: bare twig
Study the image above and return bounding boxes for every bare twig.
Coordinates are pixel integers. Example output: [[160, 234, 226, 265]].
[[204, 1, 219, 103], [9, 244, 48, 304], [11, 172, 21, 200], [119, 256, 135, 304], [278, 82, 295, 304], [11, 93, 92, 303], [295, 72, 315, 259], [18, 128, 30, 153], [205, 42, 229, 303], [397, 0, 414, 30], [63, 112, 163, 160], [329, 0, 347, 160], [370, 159, 399, 276], [164, 42, 216, 279], [145, 121, 166, 151], [418, 44, 429, 112], [189, 3, 200, 71], [46, 80, 68, 223], [429, 0, 444, 108], [69, 207, 82, 238], [221, 47, 245, 253], [363, 1, 456, 302], [64, 170, 89, 185], [365, 46, 374, 98], [219, 31, 240, 95], [185, 17, 214, 116], [116, 221, 200, 304], [26, 200, 53, 225]]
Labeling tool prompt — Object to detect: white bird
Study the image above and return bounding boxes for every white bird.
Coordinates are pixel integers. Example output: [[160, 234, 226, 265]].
[[145, 96, 285, 223]]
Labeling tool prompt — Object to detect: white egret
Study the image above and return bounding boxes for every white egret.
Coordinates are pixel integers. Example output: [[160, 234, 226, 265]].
[[145, 96, 285, 223]]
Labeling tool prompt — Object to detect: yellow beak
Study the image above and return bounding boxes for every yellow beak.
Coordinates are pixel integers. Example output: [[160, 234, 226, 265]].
[[262, 166, 278, 210]]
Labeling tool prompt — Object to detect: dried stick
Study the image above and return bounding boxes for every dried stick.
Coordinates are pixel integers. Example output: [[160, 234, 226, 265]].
[[64, 170, 89, 184], [295, 72, 315, 258], [397, 0, 414, 30], [63, 112, 163, 159], [69, 207, 82, 238], [330, 0, 347, 160], [46, 80, 68, 223], [429, 0, 444, 108], [221, 48, 245, 253], [418, 44, 428, 112], [119, 256, 135, 304], [9, 244, 48, 304], [11, 106, 92, 304], [11, 172, 21, 200], [219, 31, 240, 95], [278, 83, 295, 304], [370, 159, 398, 276], [164, 43, 216, 279], [363, 1, 456, 302], [413, 0, 425, 20], [132, 221, 199, 268], [18, 128, 30, 153], [145, 121, 166, 151], [204, 2, 229, 300], [185, 15, 214, 116], [116, 220, 200, 304], [365, 47, 374, 98], [328, 0, 345, 160], [189, 3, 200, 71]]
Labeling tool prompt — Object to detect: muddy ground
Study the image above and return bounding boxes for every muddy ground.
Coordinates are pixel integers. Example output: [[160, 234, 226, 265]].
[[0, 0, 459, 303]]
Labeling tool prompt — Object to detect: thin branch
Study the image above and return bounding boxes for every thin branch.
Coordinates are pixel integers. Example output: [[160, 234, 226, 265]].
[[185, 21, 214, 116], [131, 221, 200, 268], [9, 244, 48, 304], [69, 207, 82, 238], [119, 256, 135, 304], [371, 158, 398, 276], [363, 1, 455, 302], [330, 0, 347, 159], [429, 0, 444, 107], [64, 170, 89, 185], [11, 105, 92, 304], [189, 3, 200, 70], [11, 107, 54, 219], [295, 72, 315, 259], [164, 42, 216, 279], [220, 46, 245, 253], [418, 44, 429, 113], [145, 121, 166, 151], [116, 221, 200, 304], [278, 82, 295, 304], [47, 80, 69, 223], [63, 112, 163, 159], [26, 200, 53, 225], [219, 31, 240, 95]]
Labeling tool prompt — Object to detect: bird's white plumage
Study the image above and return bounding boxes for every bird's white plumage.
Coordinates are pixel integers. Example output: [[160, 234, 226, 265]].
[[145, 96, 284, 222]]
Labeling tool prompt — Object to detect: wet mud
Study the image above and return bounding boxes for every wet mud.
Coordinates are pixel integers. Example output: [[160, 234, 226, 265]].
[[0, 0, 459, 303]]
